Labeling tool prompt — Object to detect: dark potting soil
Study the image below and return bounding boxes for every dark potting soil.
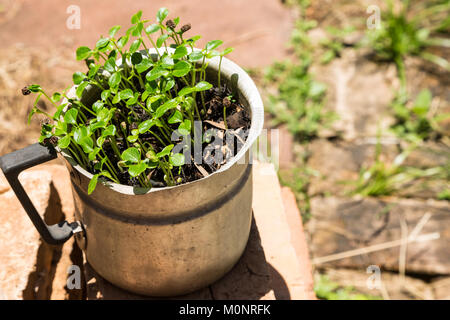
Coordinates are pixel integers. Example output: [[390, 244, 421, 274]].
[[96, 81, 251, 188]]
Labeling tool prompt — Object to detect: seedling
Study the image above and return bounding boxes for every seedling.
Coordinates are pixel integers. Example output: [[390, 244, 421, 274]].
[[363, 0, 450, 88], [23, 8, 244, 194], [390, 88, 450, 142]]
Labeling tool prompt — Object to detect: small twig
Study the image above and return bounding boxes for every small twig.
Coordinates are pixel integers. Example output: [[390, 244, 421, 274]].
[[312, 232, 440, 265], [194, 163, 209, 177]]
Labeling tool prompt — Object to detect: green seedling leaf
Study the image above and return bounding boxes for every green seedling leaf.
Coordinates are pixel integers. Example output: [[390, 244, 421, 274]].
[[88, 174, 99, 195], [206, 50, 220, 59], [109, 25, 121, 38], [119, 89, 134, 100], [104, 58, 116, 73], [155, 99, 178, 118], [146, 24, 160, 34], [89, 121, 106, 132], [178, 86, 195, 97], [195, 81, 212, 91], [128, 163, 147, 177], [412, 89, 431, 116], [54, 120, 68, 135], [221, 47, 234, 56], [135, 58, 153, 73], [131, 10, 143, 24], [130, 39, 141, 53], [126, 93, 139, 106], [64, 108, 78, 125], [76, 46, 92, 60], [157, 144, 174, 158], [173, 61, 191, 77], [127, 135, 139, 143], [156, 7, 169, 23], [188, 51, 203, 62], [112, 93, 121, 104], [163, 79, 175, 92], [73, 72, 86, 85], [101, 90, 110, 101], [170, 153, 185, 166], [117, 35, 129, 48], [172, 46, 188, 59], [168, 110, 183, 124], [80, 136, 94, 153], [76, 81, 89, 98], [141, 90, 150, 102], [96, 108, 110, 123], [73, 126, 88, 144], [28, 84, 42, 93], [96, 38, 110, 50], [156, 34, 169, 48], [102, 124, 117, 137], [187, 35, 202, 43], [109, 72, 122, 88], [57, 135, 71, 149], [92, 100, 104, 113], [88, 148, 101, 161], [51, 92, 62, 103], [146, 67, 169, 82], [96, 136, 105, 147], [146, 150, 158, 162], [88, 64, 100, 78], [161, 56, 174, 68], [131, 22, 144, 37], [206, 40, 223, 51], [122, 147, 141, 163], [138, 119, 155, 133], [178, 119, 191, 136]]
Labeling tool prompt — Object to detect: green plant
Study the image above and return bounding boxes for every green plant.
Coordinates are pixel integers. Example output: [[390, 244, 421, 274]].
[[24, 8, 238, 194], [363, 0, 450, 87], [264, 8, 334, 141], [314, 274, 382, 300], [391, 88, 450, 142], [352, 138, 449, 197], [320, 26, 356, 64]]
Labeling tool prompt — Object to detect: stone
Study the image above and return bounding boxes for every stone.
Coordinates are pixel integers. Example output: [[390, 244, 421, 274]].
[[319, 268, 435, 300], [431, 277, 450, 300], [312, 48, 398, 140], [402, 142, 450, 169], [306, 139, 398, 196], [307, 196, 450, 275]]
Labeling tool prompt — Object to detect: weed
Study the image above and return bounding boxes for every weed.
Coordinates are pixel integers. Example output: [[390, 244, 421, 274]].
[[363, 0, 450, 88], [352, 137, 449, 197], [391, 88, 450, 142], [314, 274, 382, 300], [320, 26, 356, 64]]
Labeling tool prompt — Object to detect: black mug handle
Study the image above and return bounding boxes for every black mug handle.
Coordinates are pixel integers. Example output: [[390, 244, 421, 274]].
[[0, 143, 81, 245]]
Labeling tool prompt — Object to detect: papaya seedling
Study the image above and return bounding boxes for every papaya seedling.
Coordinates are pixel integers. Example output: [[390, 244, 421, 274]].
[[23, 8, 246, 194]]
